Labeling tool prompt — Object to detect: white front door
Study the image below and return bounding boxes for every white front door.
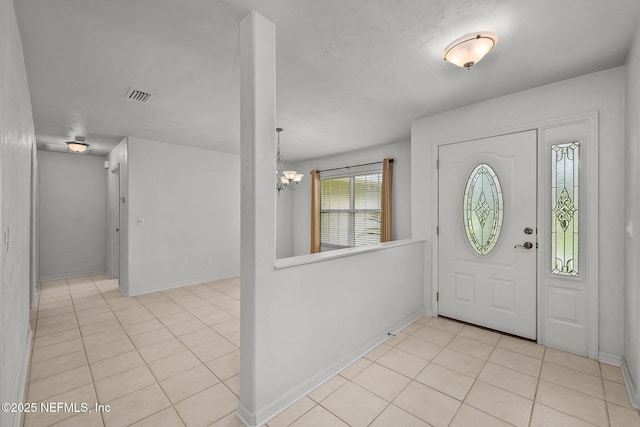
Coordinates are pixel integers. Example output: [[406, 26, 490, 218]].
[[438, 130, 537, 339]]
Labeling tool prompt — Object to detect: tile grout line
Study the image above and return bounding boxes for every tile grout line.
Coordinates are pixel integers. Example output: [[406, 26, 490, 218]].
[[314, 331, 415, 426], [307, 318, 507, 426], [461, 335, 544, 426], [94, 286, 178, 426], [37, 278, 175, 426], [106, 284, 205, 427], [69, 277, 109, 426], [403, 320, 548, 426], [599, 360, 611, 427], [375, 319, 452, 425], [169, 280, 242, 424], [526, 343, 618, 426], [25, 281, 80, 424], [443, 324, 498, 427], [105, 281, 192, 426], [30, 277, 239, 426], [105, 279, 241, 426], [314, 318, 463, 426], [527, 344, 546, 427], [27, 278, 104, 426], [160, 284, 240, 335], [535, 368, 615, 424]]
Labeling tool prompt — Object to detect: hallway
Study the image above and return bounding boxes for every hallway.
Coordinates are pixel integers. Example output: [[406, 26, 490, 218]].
[[25, 277, 639, 426]]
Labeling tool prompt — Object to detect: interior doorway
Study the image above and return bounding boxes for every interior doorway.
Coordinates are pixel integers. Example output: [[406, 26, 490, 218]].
[[109, 164, 120, 280]]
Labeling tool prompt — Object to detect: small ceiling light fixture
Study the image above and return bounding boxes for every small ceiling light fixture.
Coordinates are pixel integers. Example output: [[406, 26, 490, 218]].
[[276, 128, 303, 193], [66, 136, 89, 153], [443, 32, 498, 69]]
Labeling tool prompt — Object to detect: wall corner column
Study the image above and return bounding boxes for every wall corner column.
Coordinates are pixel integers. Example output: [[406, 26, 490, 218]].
[[238, 11, 277, 427]]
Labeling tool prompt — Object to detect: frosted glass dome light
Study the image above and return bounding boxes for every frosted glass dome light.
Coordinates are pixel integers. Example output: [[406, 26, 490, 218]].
[[444, 32, 498, 69], [66, 136, 89, 153]]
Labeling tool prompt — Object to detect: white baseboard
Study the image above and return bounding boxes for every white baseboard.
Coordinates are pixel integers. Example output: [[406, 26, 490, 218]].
[[123, 274, 239, 297], [424, 306, 435, 317], [390, 308, 426, 333], [15, 327, 33, 427], [599, 351, 623, 366], [621, 358, 640, 410], [31, 287, 40, 310], [237, 402, 254, 427], [39, 270, 106, 282], [237, 308, 425, 427], [118, 281, 130, 297]]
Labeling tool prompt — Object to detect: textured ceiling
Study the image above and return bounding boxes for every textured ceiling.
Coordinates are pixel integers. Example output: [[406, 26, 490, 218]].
[[14, 0, 640, 159]]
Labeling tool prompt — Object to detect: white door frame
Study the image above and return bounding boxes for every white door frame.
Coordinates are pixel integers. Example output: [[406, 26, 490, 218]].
[[108, 164, 121, 279], [430, 111, 599, 359]]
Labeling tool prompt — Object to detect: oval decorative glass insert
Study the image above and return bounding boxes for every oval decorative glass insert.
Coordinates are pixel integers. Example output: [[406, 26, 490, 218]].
[[463, 163, 504, 255]]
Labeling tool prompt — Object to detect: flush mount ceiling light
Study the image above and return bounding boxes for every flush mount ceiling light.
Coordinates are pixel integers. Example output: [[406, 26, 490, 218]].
[[66, 136, 89, 153], [443, 32, 498, 69], [275, 128, 303, 193]]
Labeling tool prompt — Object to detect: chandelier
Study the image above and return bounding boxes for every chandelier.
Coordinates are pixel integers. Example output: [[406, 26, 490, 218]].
[[276, 128, 303, 193]]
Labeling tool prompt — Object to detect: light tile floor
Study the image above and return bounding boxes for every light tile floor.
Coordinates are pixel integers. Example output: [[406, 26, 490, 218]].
[[25, 276, 640, 427]]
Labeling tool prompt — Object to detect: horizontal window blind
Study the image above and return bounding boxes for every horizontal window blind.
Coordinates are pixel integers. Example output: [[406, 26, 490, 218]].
[[320, 172, 382, 251]]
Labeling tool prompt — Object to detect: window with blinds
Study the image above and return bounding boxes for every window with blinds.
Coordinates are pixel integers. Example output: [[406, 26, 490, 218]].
[[320, 172, 382, 251]]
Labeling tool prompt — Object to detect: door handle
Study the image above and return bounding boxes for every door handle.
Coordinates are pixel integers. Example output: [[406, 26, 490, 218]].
[[514, 242, 533, 249]]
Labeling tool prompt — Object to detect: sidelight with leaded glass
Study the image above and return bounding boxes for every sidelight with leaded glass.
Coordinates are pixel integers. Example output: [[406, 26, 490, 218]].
[[551, 142, 579, 276]]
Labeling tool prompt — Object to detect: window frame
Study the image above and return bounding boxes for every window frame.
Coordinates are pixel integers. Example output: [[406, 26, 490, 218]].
[[319, 168, 383, 251]]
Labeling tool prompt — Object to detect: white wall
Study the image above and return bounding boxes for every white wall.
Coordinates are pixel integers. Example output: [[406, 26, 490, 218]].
[[277, 140, 411, 258], [0, 0, 36, 425], [275, 169, 294, 258], [256, 242, 425, 422], [412, 67, 625, 357], [38, 150, 107, 280], [624, 23, 640, 407], [123, 137, 240, 296]]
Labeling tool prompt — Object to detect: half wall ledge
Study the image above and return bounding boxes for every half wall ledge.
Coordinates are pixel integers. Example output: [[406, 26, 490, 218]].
[[274, 239, 426, 270]]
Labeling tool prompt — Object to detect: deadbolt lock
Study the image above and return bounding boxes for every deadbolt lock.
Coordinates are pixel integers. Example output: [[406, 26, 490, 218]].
[[524, 227, 533, 235]]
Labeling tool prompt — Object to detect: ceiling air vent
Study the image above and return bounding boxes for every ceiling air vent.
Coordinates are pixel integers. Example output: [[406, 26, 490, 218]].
[[125, 88, 152, 103]]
